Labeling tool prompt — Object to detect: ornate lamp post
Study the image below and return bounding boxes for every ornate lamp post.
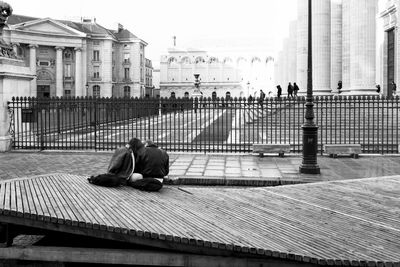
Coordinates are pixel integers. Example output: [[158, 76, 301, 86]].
[[299, 0, 320, 174], [193, 74, 202, 98]]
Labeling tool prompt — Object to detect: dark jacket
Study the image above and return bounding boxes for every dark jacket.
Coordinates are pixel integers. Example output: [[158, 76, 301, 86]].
[[135, 143, 169, 178], [107, 147, 134, 180]]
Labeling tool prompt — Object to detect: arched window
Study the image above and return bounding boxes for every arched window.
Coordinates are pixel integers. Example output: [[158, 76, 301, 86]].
[[124, 86, 131, 98], [195, 57, 205, 64], [226, 91, 231, 100], [212, 91, 217, 100], [223, 57, 233, 65], [184, 92, 189, 98], [93, 85, 100, 97], [209, 57, 218, 64], [168, 57, 177, 64], [170, 92, 176, 98], [181, 57, 191, 64]]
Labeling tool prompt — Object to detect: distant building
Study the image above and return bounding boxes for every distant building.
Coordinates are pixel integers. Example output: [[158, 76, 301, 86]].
[[144, 58, 154, 97], [160, 47, 274, 99], [275, 0, 380, 96], [5, 15, 147, 98], [152, 69, 161, 98]]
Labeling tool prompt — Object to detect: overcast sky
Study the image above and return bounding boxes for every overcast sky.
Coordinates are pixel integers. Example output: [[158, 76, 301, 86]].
[[9, 0, 297, 67]]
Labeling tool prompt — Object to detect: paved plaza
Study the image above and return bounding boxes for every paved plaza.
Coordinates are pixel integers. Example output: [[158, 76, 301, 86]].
[[1, 151, 400, 185]]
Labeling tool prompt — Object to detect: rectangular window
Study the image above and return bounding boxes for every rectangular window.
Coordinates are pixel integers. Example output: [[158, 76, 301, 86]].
[[140, 68, 143, 82], [64, 64, 71, 77], [93, 50, 100, 61], [64, 90, 71, 96], [124, 68, 130, 79], [124, 53, 130, 63], [93, 66, 100, 78]]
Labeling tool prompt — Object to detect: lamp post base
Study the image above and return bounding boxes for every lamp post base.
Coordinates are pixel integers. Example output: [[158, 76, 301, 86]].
[[299, 124, 320, 174], [299, 164, 320, 174]]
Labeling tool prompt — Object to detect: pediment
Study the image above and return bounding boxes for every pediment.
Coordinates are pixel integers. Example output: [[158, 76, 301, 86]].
[[13, 18, 85, 37]]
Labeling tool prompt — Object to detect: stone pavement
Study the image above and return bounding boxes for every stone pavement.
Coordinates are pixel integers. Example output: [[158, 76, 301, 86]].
[[1, 151, 400, 186]]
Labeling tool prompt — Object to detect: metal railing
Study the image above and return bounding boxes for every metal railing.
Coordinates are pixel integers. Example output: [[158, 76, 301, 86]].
[[7, 95, 400, 154]]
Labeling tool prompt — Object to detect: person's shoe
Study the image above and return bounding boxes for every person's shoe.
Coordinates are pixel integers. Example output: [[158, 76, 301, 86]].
[[130, 178, 163, 192]]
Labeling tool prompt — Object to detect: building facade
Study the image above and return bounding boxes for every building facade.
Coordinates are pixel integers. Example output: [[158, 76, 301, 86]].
[[160, 47, 274, 99], [275, 0, 380, 96], [4, 15, 148, 98]]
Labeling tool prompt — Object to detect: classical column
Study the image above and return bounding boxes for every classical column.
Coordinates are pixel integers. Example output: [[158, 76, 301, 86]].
[[288, 21, 297, 86], [55, 46, 64, 97], [331, 0, 342, 94], [29, 44, 38, 97], [341, 0, 350, 92], [74, 47, 83, 97], [348, 0, 377, 94], [312, 0, 331, 95], [296, 0, 308, 94]]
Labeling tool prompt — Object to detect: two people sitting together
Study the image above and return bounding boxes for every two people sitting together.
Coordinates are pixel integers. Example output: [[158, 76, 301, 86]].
[[88, 138, 169, 192]]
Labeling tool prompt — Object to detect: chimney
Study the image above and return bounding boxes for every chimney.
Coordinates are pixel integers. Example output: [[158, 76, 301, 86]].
[[118, 23, 124, 33]]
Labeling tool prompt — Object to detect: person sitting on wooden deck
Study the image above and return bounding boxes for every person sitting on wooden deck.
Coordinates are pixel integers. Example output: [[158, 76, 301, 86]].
[[127, 139, 169, 192], [89, 138, 168, 192]]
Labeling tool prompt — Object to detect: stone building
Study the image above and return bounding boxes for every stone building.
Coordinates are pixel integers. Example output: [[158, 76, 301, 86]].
[[4, 15, 148, 98], [160, 47, 274, 99], [275, 0, 379, 95]]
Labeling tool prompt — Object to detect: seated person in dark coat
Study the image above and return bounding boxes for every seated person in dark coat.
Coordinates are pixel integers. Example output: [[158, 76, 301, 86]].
[[126, 138, 169, 191]]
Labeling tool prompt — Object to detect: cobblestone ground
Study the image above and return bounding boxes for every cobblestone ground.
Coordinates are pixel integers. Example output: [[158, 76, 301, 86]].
[[1, 151, 400, 183]]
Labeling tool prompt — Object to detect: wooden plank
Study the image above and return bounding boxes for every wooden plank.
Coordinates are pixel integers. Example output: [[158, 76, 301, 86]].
[[18, 180, 33, 219], [9, 182, 17, 217], [0, 184, 5, 215], [3, 182, 11, 216], [38, 176, 65, 225]]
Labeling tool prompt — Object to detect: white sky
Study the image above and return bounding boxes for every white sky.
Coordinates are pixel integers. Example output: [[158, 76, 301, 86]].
[[9, 0, 297, 67]]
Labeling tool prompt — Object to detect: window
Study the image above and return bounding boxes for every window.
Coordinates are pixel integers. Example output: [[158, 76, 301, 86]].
[[64, 90, 71, 96], [124, 68, 130, 79], [38, 60, 50, 67], [93, 50, 100, 61], [93, 66, 100, 78], [93, 85, 100, 97], [226, 92, 231, 99], [124, 53, 130, 63], [123, 86, 131, 98], [212, 91, 217, 100], [64, 64, 71, 78]]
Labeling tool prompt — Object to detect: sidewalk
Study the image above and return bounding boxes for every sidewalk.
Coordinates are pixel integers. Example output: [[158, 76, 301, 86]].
[[1, 151, 400, 186]]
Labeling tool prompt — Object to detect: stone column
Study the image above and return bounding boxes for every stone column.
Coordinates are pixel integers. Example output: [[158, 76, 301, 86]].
[[29, 44, 38, 97], [74, 47, 83, 97], [331, 0, 342, 94], [312, 0, 331, 95], [348, 0, 377, 94], [55, 46, 64, 97], [288, 21, 297, 85], [342, 0, 350, 92], [296, 0, 308, 94]]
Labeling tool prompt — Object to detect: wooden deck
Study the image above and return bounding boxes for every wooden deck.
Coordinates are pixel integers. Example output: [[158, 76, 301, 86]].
[[0, 174, 399, 266]]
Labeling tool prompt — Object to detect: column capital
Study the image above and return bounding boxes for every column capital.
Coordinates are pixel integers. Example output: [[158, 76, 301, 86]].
[[55, 46, 65, 51], [28, 44, 38, 49], [74, 47, 83, 52]]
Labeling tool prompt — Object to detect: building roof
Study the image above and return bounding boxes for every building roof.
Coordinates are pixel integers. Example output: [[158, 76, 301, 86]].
[[7, 14, 143, 42]]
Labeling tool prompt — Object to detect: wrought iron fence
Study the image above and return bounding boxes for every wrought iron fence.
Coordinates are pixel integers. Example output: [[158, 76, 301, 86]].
[[7, 95, 400, 154]]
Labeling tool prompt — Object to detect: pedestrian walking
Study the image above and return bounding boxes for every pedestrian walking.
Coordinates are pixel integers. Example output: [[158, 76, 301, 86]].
[[391, 81, 397, 96], [293, 82, 299, 97], [287, 82, 294, 98], [376, 84, 381, 94], [276, 85, 282, 98]]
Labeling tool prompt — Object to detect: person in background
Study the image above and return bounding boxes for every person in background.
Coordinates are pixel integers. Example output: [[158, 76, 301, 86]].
[[287, 82, 294, 98], [276, 85, 282, 98], [293, 82, 299, 97]]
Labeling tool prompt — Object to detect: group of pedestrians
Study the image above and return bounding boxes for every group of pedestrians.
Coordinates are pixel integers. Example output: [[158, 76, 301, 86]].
[[275, 82, 300, 98]]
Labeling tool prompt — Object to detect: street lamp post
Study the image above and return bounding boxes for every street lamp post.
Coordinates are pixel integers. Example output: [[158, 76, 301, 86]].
[[299, 0, 320, 174], [193, 74, 202, 98], [247, 81, 250, 97]]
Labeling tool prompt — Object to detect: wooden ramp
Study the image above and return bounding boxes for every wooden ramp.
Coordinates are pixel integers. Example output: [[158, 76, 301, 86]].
[[0, 174, 399, 266]]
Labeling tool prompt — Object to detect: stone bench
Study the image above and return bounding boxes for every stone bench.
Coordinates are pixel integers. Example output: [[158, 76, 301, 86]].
[[324, 144, 361, 158], [252, 143, 290, 157]]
